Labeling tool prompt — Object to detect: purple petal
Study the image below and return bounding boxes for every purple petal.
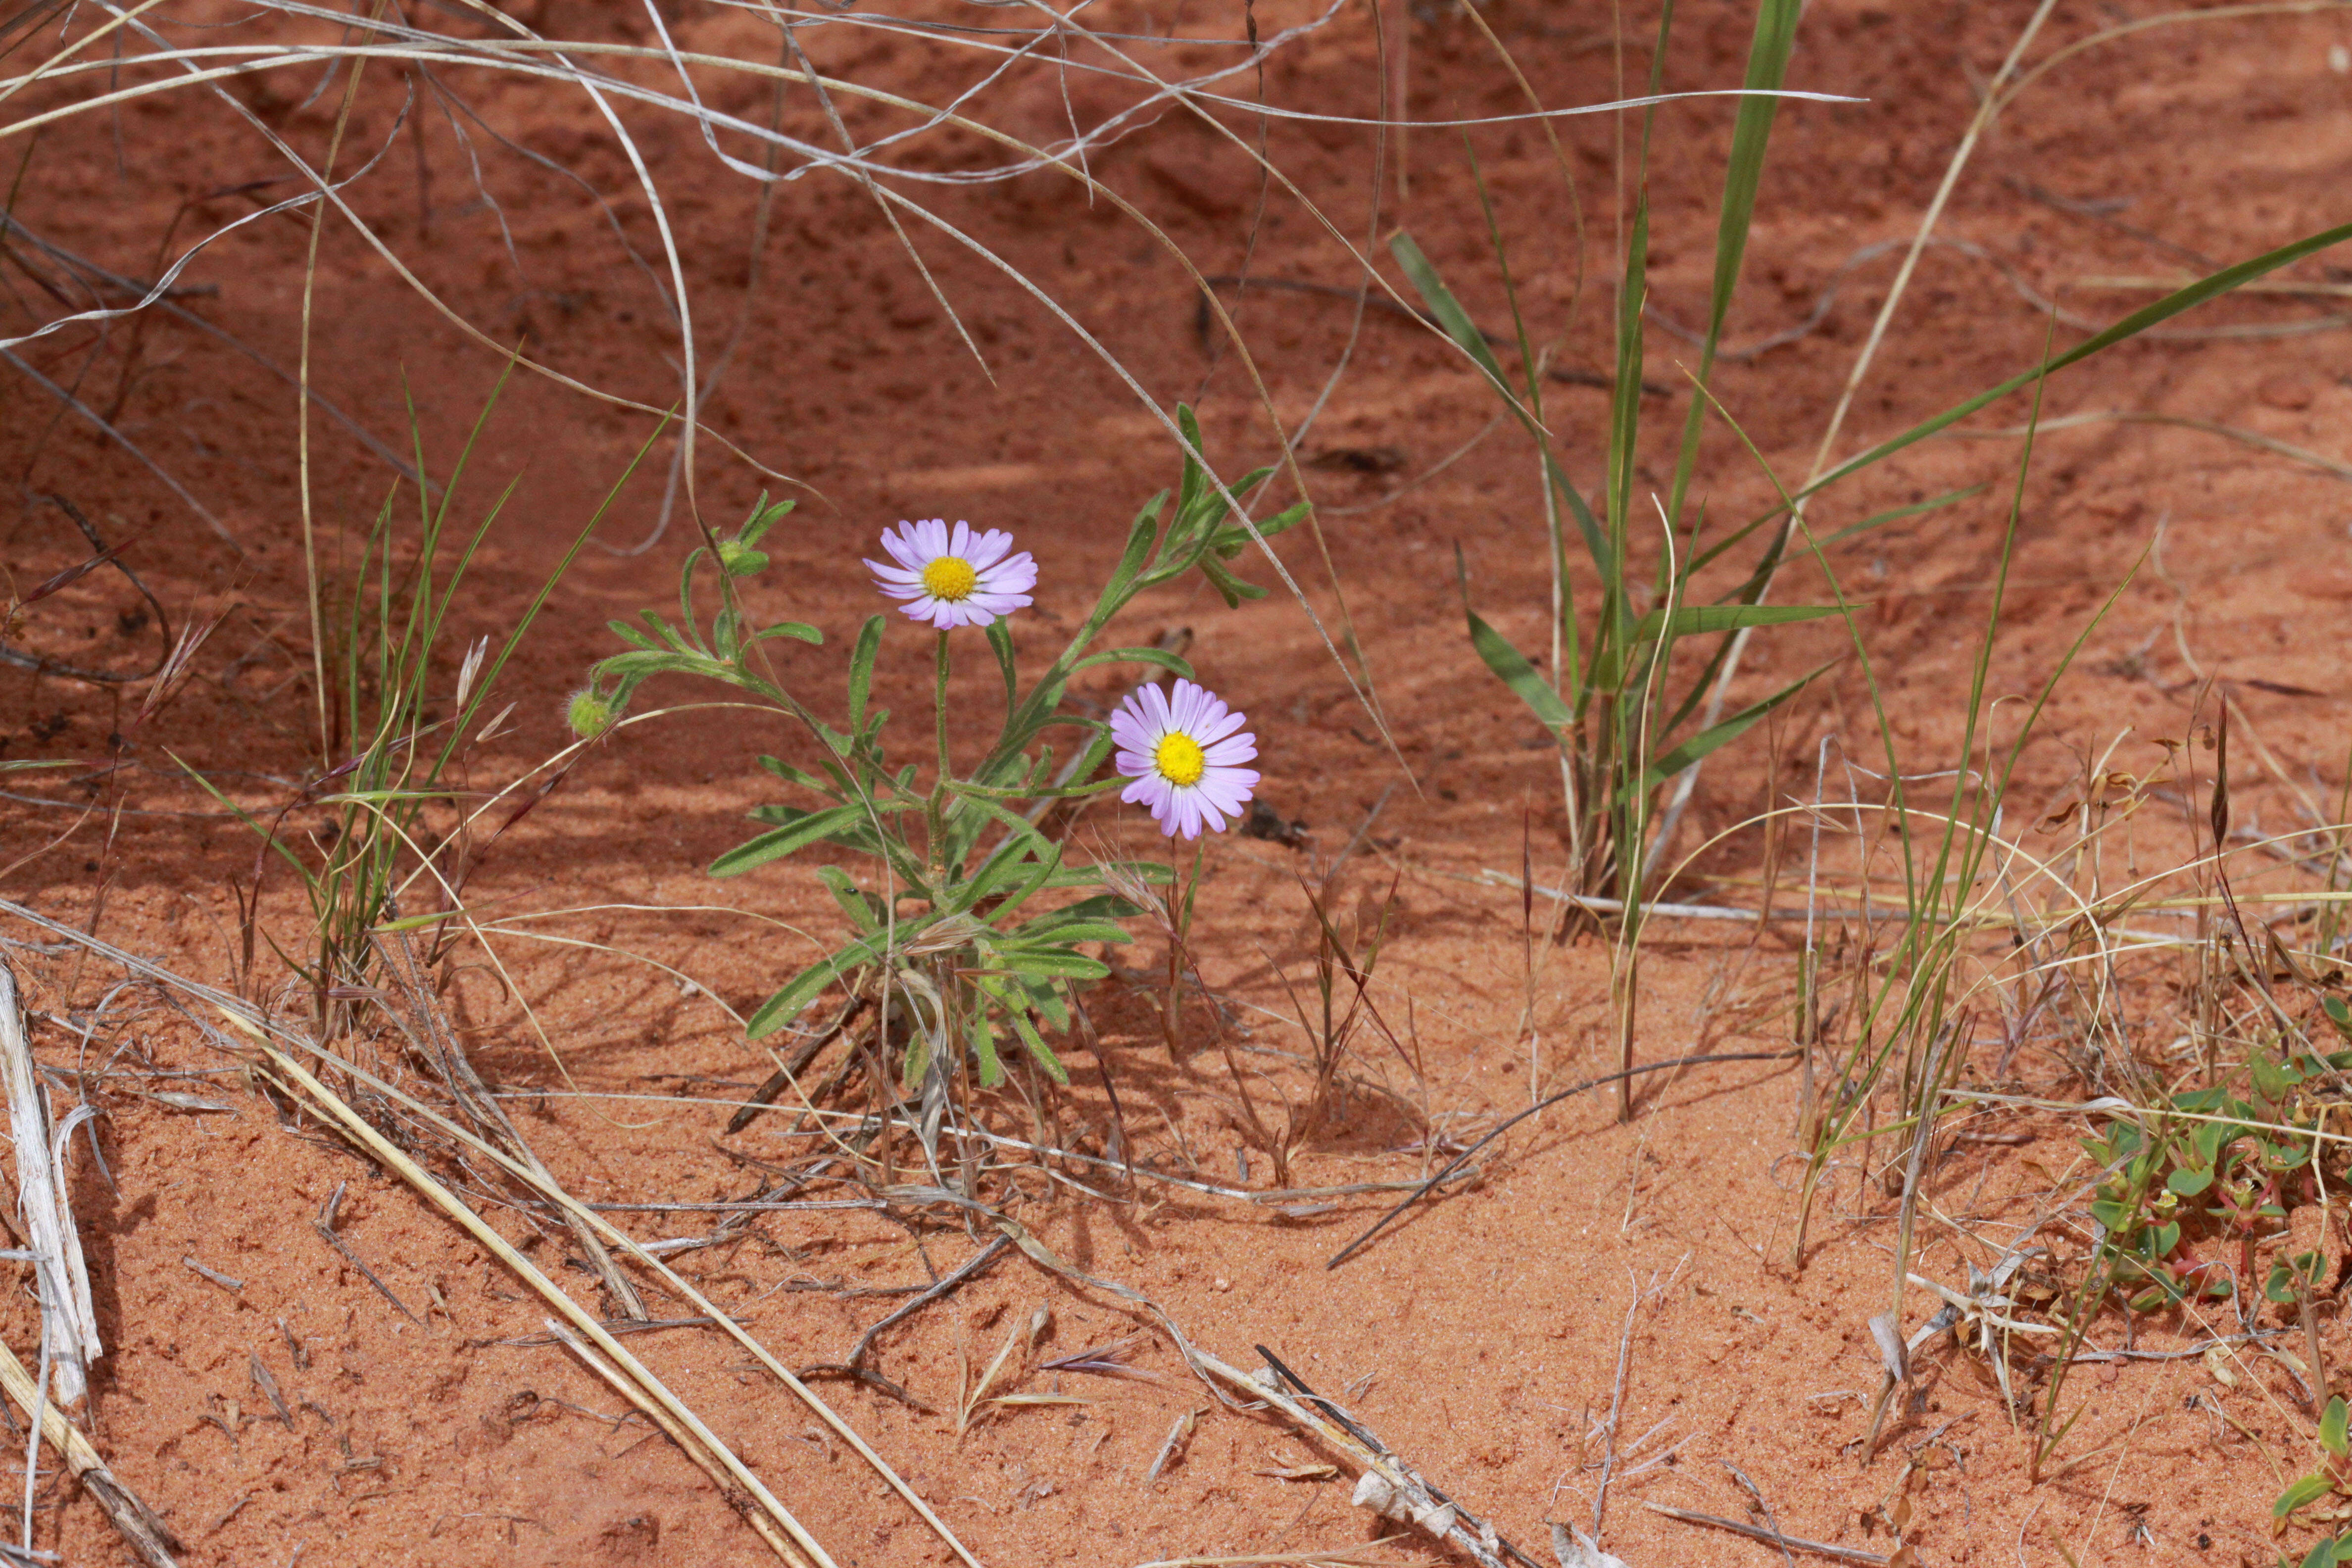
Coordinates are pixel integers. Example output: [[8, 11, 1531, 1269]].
[[1202, 735, 1257, 767], [1199, 709, 1248, 744], [986, 556, 1039, 594]]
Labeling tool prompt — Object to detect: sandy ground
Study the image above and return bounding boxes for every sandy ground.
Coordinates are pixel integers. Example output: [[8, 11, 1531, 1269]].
[[4, 0, 2352, 1563]]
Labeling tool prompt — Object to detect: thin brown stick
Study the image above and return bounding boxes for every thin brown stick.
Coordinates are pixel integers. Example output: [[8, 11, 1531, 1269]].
[[247, 1041, 837, 1566], [1644, 1503, 1888, 1565], [728, 993, 871, 1134], [311, 1182, 421, 1324]]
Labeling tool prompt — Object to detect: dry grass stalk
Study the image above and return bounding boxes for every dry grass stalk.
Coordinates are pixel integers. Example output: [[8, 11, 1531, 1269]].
[[1145, 1408, 1199, 1485], [1190, 1350, 1514, 1568], [0, 896, 978, 1568], [1644, 1502, 1889, 1566], [0, 960, 98, 1405], [984, 1212, 1521, 1566], [958, 1303, 1048, 1433], [0, 1334, 180, 1568], [372, 931, 648, 1320], [229, 1023, 840, 1568], [204, 1006, 982, 1568], [544, 1319, 813, 1568]]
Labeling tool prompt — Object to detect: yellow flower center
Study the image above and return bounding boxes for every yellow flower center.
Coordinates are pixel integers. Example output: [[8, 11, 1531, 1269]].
[[920, 556, 979, 602], [1154, 732, 1206, 788]]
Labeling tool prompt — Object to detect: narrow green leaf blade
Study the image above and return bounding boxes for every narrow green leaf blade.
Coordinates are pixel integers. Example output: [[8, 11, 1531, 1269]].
[[711, 804, 872, 877]]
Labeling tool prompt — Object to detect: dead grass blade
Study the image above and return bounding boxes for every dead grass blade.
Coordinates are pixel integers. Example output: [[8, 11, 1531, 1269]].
[[959, 1303, 1048, 1433], [0, 898, 984, 1568], [544, 1319, 814, 1568], [1146, 1408, 1199, 1485], [232, 1028, 837, 1567], [0, 959, 99, 1404], [1643, 1502, 1889, 1565], [0, 1335, 180, 1568]]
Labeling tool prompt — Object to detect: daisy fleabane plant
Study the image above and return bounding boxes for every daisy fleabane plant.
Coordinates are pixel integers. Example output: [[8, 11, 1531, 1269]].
[[867, 517, 1037, 630], [579, 409, 1308, 1143], [1113, 678, 1258, 839]]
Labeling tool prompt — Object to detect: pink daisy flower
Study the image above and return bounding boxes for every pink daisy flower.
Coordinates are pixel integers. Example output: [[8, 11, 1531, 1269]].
[[1111, 678, 1259, 839], [866, 518, 1037, 630]]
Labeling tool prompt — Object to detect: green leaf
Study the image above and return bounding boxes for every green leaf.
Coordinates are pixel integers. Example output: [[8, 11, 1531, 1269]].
[[969, 1005, 1003, 1089], [1012, 920, 1130, 947], [1208, 500, 1311, 560], [758, 753, 836, 794], [1632, 602, 1844, 642], [711, 804, 873, 877], [985, 618, 1019, 712], [1637, 659, 1838, 793], [1005, 1005, 1069, 1084], [1805, 219, 2352, 509], [1196, 552, 1267, 608], [1025, 974, 1070, 1032], [2253, 1049, 2310, 1100], [2166, 1168, 2214, 1198], [1100, 497, 1163, 604], [2326, 995, 2352, 1042], [960, 840, 1059, 912], [1465, 606, 1571, 737], [746, 931, 888, 1039], [749, 621, 821, 646], [1817, 484, 1995, 552], [1390, 231, 1509, 386], [846, 614, 885, 731], [2323, 1396, 2349, 1459], [739, 492, 792, 548], [598, 648, 722, 680], [2275, 1473, 2335, 1519], [815, 866, 882, 935], [988, 945, 1111, 981], [1073, 647, 1197, 680], [718, 541, 770, 578]]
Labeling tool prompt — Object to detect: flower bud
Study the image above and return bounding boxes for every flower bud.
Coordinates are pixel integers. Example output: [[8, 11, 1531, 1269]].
[[717, 539, 768, 577], [566, 686, 617, 740]]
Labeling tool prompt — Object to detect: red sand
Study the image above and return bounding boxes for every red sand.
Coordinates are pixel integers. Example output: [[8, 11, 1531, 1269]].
[[4, 1, 2352, 1563]]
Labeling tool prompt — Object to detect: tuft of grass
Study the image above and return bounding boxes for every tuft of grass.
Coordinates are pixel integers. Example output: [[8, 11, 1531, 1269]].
[[190, 379, 652, 1034]]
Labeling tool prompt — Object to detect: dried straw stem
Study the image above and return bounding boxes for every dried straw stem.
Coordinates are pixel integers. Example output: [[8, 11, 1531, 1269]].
[[0, 1336, 180, 1568]]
